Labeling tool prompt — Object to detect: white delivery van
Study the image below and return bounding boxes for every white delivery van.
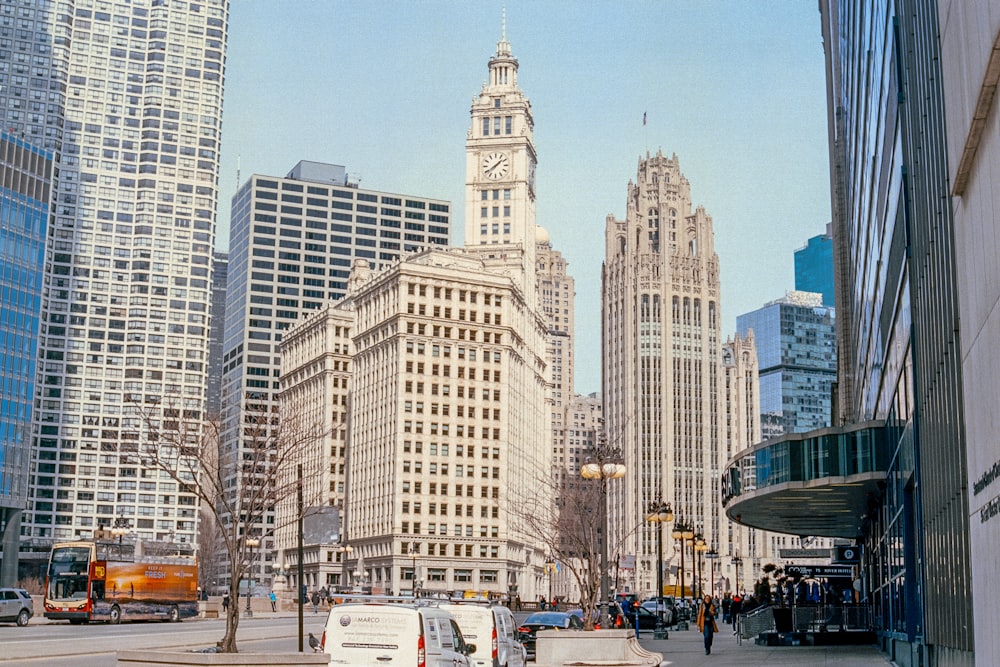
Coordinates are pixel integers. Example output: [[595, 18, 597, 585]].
[[323, 603, 476, 667], [439, 603, 526, 667]]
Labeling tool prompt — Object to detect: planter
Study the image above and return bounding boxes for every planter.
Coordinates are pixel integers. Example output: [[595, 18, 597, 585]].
[[535, 629, 662, 667], [116, 651, 330, 667]]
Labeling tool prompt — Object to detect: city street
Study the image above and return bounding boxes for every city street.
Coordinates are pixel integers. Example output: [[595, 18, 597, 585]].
[[0, 614, 322, 667], [0, 608, 893, 667]]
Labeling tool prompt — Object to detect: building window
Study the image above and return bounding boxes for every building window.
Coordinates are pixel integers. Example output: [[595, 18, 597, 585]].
[[505, 116, 512, 134], [480, 570, 498, 583], [482, 118, 489, 136], [428, 568, 447, 582]]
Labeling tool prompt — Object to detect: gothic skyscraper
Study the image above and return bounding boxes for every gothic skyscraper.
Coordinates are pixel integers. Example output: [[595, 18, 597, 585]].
[[602, 151, 749, 596]]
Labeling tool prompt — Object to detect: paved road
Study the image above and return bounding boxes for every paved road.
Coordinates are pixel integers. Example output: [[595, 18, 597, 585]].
[[0, 614, 323, 667], [1, 607, 894, 667]]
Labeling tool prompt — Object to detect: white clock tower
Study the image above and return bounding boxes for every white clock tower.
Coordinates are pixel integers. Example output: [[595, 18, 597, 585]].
[[465, 18, 538, 308]]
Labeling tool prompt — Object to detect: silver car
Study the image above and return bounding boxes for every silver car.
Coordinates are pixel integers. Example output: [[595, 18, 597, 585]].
[[0, 588, 34, 627]]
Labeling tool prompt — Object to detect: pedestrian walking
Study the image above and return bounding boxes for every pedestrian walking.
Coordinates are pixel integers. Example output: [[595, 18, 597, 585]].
[[696, 594, 719, 655], [311, 590, 320, 615], [269, 590, 277, 612], [222, 593, 230, 613], [721, 593, 732, 624]]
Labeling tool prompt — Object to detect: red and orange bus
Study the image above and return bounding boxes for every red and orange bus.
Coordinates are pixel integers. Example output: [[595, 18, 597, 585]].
[[44, 540, 198, 624]]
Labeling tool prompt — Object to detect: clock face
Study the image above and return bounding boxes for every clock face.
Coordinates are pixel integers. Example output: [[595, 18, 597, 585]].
[[482, 152, 510, 180]]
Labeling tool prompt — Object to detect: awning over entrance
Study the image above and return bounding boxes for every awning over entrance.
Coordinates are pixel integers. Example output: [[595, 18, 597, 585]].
[[722, 421, 891, 538]]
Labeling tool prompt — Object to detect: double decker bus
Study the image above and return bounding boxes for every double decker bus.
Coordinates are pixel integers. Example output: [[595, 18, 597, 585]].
[[44, 540, 198, 624]]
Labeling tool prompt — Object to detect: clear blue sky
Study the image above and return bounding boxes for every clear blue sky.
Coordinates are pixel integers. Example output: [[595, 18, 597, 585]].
[[217, 1, 832, 395]]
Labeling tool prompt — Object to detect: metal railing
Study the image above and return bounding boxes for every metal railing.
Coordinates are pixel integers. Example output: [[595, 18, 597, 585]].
[[735, 604, 870, 645]]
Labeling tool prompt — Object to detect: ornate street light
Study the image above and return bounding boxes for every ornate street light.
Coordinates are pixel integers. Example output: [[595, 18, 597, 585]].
[[335, 543, 353, 593], [544, 555, 556, 609], [245, 537, 260, 618], [694, 536, 708, 600], [408, 541, 420, 597], [581, 450, 626, 628], [645, 500, 673, 639], [731, 553, 743, 594], [671, 519, 695, 624]]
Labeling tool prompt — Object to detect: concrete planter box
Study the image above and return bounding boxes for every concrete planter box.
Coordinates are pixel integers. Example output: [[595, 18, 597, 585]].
[[116, 651, 330, 667], [535, 629, 663, 666]]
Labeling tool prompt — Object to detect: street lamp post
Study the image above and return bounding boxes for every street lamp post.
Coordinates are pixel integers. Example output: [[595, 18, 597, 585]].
[[581, 451, 626, 629], [731, 554, 743, 594], [544, 555, 555, 610], [245, 537, 260, 618], [110, 516, 130, 558], [671, 520, 694, 629], [694, 537, 707, 600], [335, 544, 353, 594], [409, 541, 420, 597], [690, 534, 705, 601], [646, 501, 673, 639], [705, 548, 719, 596]]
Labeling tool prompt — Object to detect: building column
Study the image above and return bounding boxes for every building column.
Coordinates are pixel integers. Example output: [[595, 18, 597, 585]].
[[1, 508, 22, 586]]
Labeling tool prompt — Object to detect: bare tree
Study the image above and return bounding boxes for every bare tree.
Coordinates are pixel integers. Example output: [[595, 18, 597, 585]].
[[124, 397, 328, 652], [514, 468, 638, 631]]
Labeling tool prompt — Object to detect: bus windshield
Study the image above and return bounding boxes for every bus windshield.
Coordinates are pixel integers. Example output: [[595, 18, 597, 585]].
[[47, 546, 92, 601]]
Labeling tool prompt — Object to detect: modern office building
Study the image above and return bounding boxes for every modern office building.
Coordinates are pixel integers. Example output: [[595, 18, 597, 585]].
[[736, 291, 836, 440], [938, 3, 1000, 665], [207, 251, 227, 418], [0, 0, 229, 553], [793, 224, 835, 307], [602, 150, 756, 598], [0, 131, 51, 584], [725, 3, 973, 666], [221, 162, 450, 586]]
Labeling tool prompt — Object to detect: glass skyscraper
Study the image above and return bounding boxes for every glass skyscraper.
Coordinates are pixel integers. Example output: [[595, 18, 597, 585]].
[[736, 291, 836, 441], [0, 131, 50, 584]]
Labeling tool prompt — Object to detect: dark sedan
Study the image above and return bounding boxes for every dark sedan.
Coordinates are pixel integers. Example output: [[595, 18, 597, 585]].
[[517, 611, 583, 660]]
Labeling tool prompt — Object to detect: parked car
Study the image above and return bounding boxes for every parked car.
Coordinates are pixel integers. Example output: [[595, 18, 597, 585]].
[[0, 588, 33, 627], [439, 602, 526, 667], [640, 598, 676, 626], [322, 603, 475, 666], [517, 611, 583, 661]]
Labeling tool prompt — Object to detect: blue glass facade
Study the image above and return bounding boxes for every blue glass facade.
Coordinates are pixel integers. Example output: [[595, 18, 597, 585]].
[[736, 294, 836, 440], [0, 131, 50, 584], [793, 231, 835, 307]]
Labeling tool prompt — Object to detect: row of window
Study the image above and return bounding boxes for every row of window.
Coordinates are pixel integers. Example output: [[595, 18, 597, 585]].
[[401, 521, 500, 538], [402, 501, 499, 518]]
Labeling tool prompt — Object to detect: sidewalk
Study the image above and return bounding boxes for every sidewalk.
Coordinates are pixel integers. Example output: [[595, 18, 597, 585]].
[[634, 623, 894, 667]]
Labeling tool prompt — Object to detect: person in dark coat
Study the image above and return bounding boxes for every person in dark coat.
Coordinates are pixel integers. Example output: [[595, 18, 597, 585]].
[[222, 593, 230, 613]]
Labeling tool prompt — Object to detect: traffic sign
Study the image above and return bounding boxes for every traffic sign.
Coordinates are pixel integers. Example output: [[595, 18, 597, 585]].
[[833, 545, 862, 563]]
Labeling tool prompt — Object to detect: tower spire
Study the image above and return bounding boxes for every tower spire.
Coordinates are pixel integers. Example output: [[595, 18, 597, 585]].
[[496, 6, 511, 57]]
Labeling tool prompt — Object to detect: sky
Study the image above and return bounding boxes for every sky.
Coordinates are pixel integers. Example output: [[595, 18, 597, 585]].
[[216, 1, 832, 395]]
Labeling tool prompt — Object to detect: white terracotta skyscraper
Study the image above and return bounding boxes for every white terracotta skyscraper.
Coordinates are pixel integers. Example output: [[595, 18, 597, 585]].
[[602, 150, 748, 597]]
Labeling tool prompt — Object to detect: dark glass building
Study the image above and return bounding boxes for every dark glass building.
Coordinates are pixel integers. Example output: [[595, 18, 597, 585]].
[[793, 226, 835, 308], [0, 131, 51, 585]]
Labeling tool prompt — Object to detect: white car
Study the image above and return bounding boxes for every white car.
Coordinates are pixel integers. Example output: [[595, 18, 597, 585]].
[[440, 602, 527, 667], [323, 603, 475, 666], [0, 588, 34, 627]]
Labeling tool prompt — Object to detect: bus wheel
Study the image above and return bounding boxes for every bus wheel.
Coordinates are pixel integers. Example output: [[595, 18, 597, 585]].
[[168, 605, 180, 623], [69, 619, 84, 625], [109, 605, 122, 624]]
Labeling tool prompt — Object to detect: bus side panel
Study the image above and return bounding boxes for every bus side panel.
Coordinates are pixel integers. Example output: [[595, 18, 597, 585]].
[[95, 562, 199, 620]]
